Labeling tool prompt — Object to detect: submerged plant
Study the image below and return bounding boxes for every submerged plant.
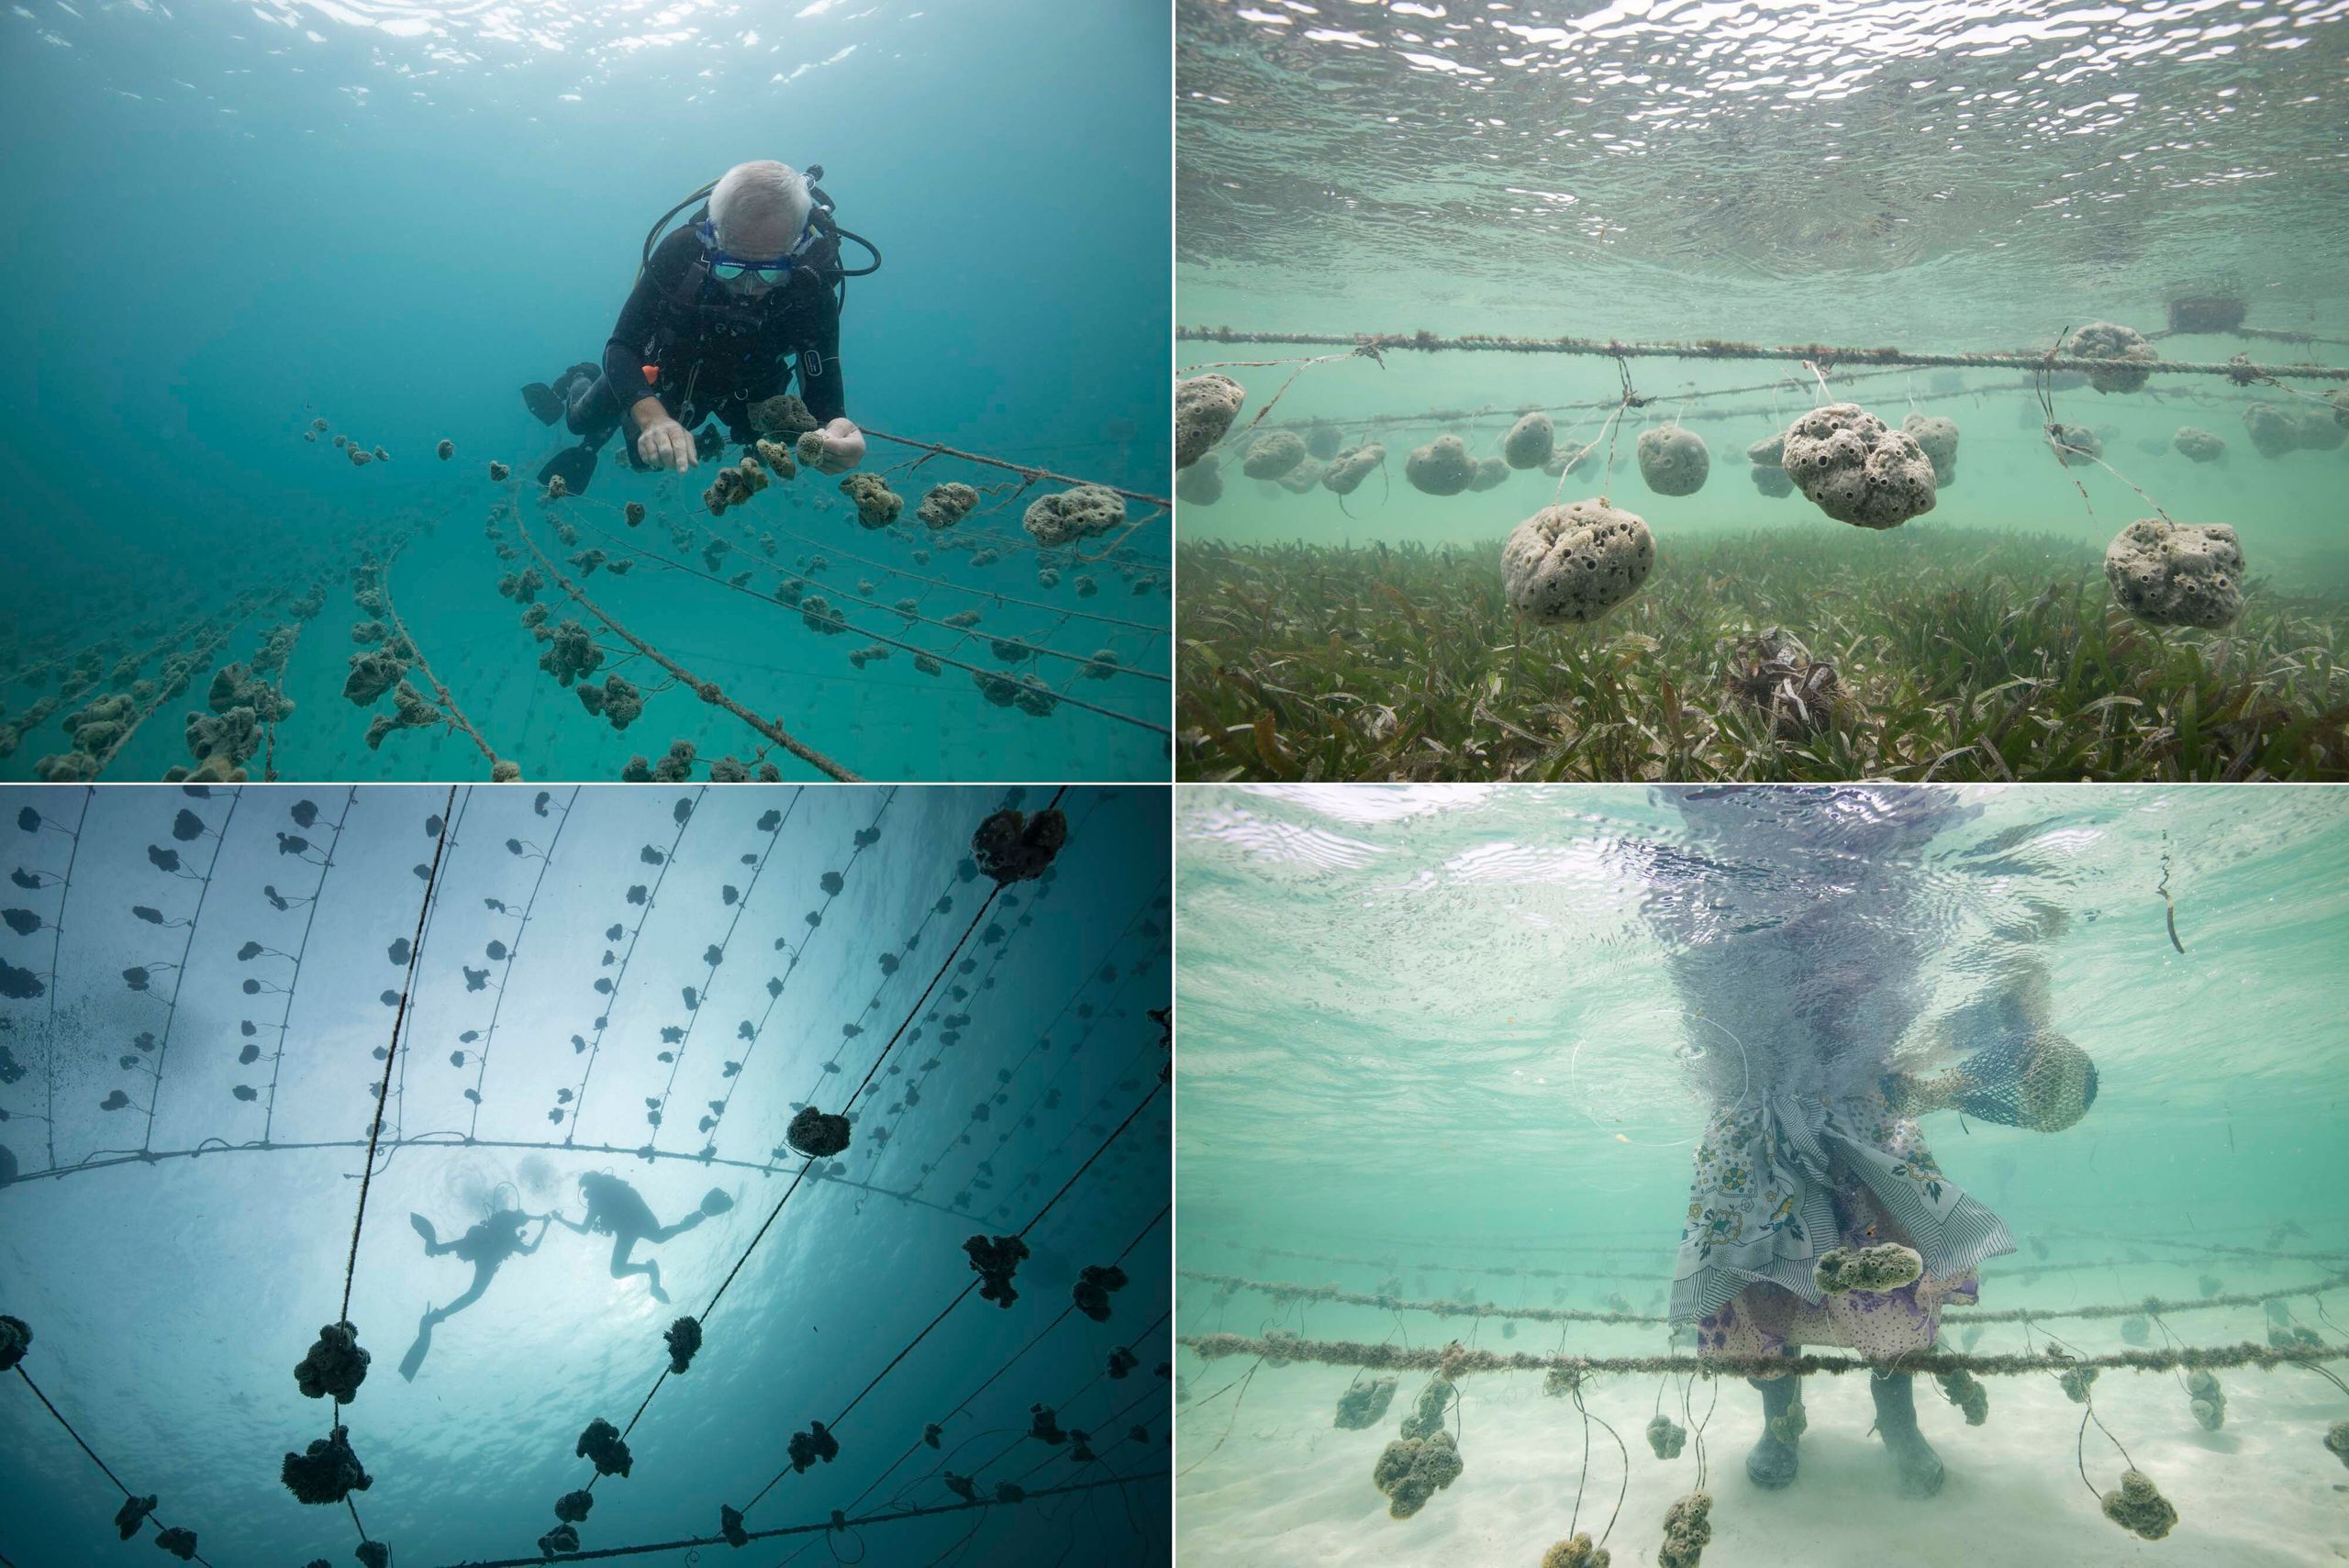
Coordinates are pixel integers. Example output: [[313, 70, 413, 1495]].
[[1177, 527, 2349, 782]]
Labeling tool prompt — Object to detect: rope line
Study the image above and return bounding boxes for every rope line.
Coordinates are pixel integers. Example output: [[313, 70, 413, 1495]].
[[518, 522, 862, 781], [561, 786, 702, 1138], [467, 785, 578, 1140], [260, 787, 355, 1144], [37, 786, 94, 1168], [1178, 1331, 2349, 1379], [339, 784, 456, 1324], [1176, 325, 2349, 381], [1183, 1268, 2345, 1327], [382, 542, 499, 769], [139, 790, 243, 1154], [559, 517, 1171, 735], [12, 1366, 218, 1566], [425, 1473, 1164, 1568], [571, 512, 1170, 690], [598, 875, 1012, 1473], [860, 428, 1171, 509]]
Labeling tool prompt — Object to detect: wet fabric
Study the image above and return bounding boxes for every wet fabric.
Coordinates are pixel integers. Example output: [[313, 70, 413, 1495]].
[[1672, 1085, 2011, 1338]]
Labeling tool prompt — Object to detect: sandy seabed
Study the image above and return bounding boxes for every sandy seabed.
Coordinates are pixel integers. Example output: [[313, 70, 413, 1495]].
[[1175, 1298, 2348, 1566]]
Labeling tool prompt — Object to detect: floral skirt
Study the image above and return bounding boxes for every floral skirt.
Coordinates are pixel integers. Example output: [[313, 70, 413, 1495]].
[[1695, 1153, 1979, 1367]]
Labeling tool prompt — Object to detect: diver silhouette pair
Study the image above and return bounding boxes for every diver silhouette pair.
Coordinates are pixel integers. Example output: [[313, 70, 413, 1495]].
[[398, 1173, 735, 1382]]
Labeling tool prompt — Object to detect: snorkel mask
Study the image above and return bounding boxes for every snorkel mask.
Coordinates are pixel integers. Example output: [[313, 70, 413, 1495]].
[[696, 217, 821, 285]]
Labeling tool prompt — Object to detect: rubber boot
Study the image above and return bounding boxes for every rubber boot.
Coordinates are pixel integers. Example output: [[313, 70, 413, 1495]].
[[1869, 1371, 1946, 1497], [1745, 1374, 1802, 1489]]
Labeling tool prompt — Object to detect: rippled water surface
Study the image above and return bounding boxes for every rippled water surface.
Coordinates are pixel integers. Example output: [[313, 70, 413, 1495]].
[[1180, 0, 2349, 340]]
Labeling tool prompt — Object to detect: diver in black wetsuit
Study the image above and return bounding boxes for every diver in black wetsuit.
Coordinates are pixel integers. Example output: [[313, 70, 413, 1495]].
[[399, 1198, 550, 1380], [521, 160, 878, 495]]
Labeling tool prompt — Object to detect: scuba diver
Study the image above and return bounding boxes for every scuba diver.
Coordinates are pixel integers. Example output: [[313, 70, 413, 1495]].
[[551, 1173, 734, 1305], [1650, 787, 2098, 1499], [521, 160, 880, 495], [399, 1193, 551, 1381]]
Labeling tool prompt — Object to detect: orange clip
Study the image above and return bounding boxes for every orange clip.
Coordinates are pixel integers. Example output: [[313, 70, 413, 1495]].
[[641, 363, 660, 385]]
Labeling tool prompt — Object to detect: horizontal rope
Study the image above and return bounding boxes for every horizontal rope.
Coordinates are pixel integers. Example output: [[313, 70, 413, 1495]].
[[0, 1137, 974, 1222], [862, 428, 1170, 510], [1185, 1268, 2346, 1328], [1175, 326, 2349, 382], [429, 1471, 1166, 1568], [1179, 1330, 2348, 1380]]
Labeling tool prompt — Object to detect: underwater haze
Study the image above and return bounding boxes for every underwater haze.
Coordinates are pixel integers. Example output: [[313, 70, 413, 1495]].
[[1174, 0, 2349, 782], [1174, 784, 2349, 1566], [0, 0, 1172, 783], [0, 783, 1172, 1565]]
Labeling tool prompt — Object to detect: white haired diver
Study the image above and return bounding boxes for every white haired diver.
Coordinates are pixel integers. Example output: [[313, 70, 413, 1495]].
[[521, 160, 881, 495]]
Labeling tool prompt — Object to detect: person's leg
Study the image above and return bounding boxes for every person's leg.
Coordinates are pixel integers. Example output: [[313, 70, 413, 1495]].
[[608, 1233, 669, 1302], [647, 1209, 707, 1245], [1869, 1371, 1946, 1497], [1746, 1367, 1804, 1489], [434, 1263, 495, 1323]]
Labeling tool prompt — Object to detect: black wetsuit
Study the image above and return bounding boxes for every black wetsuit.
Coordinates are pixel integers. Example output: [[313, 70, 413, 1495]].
[[562, 227, 847, 466]]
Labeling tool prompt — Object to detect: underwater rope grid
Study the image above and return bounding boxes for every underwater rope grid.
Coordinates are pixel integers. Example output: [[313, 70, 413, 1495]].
[[739, 1069, 1167, 1520], [139, 790, 243, 1156], [841, 1205, 1174, 1520], [28, 787, 93, 1169], [701, 790, 896, 1138], [559, 786, 705, 1136], [517, 523, 863, 782], [1174, 326, 2349, 382], [11, 1365, 218, 1566], [596, 874, 1013, 1482], [465, 786, 580, 1141], [894, 878, 1168, 1203], [567, 509, 1172, 696], [259, 787, 355, 1143], [643, 790, 797, 1155]]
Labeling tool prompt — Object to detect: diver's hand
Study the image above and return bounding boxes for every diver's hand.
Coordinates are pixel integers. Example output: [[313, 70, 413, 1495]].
[[635, 406, 697, 473], [808, 417, 865, 475]]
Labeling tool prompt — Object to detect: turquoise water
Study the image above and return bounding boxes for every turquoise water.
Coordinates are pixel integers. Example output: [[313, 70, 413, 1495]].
[[1176, 0, 2349, 585], [0, 783, 1172, 1565], [0, 0, 1172, 783], [1174, 784, 2349, 1566]]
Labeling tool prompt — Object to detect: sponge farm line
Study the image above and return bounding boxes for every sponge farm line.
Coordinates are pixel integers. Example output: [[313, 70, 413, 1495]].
[[1180, 1267, 2349, 1330], [1174, 324, 2349, 382], [0, 787, 1174, 1566], [1175, 1306, 2349, 1564], [336, 405, 1174, 784]]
